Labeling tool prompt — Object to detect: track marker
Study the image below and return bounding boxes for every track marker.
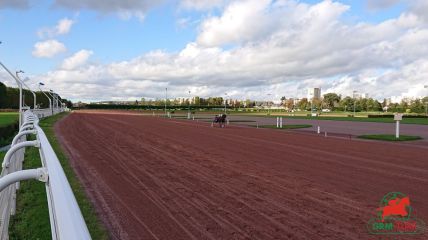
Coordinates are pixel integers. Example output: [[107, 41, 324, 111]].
[[324, 132, 328, 137], [317, 126, 320, 134]]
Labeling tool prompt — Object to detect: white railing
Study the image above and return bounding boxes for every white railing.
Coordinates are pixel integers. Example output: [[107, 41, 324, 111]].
[[0, 109, 90, 240]]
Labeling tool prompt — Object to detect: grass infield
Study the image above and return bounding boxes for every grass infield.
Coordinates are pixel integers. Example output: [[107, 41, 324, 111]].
[[0, 112, 18, 127], [233, 114, 428, 125], [358, 134, 423, 141], [0, 113, 19, 147], [257, 124, 313, 129], [9, 112, 108, 239]]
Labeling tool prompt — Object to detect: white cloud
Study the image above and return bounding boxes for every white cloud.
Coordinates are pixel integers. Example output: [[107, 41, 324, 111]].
[[25, 0, 428, 102], [32, 40, 67, 58], [179, 0, 228, 10], [61, 49, 93, 70], [408, 0, 428, 22], [197, 0, 274, 46], [38, 18, 75, 38], [197, 0, 350, 47], [57, 18, 74, 34]]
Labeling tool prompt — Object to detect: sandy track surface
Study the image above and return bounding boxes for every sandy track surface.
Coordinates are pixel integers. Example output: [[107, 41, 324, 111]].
[[55, 111, 428, 239]]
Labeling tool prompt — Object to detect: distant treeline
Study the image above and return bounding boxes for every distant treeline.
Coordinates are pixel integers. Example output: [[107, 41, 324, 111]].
[[84, 104, 228, 110], [0, 82, 72, 109]]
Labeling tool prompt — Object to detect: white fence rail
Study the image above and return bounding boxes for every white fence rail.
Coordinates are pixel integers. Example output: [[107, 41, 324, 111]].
[[0, 109, 90, 240]]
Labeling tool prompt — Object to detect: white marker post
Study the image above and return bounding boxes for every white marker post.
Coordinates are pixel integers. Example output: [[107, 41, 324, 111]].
[[276, 117, 279, 128], [280, 117, 283, 128], [394, 113, 403, 139], [317, 126, 320, 134]]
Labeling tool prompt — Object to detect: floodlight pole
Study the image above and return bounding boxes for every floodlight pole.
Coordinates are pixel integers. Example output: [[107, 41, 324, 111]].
[[15, 71, 25, 127], [188, 90, 191, 119], [165, 88, 168, 116], [0, 62, 23, 127], [53, 92, 58, 109], [424, 85, 428, 116], [308, 90, 313, 115], [353, 90, 358, 117], [39, 83, 52, 115], [0, 42, 21, 126], [224, 93, 228, 114], [47, 90, 57, 113], [18, 76, 37, 109]]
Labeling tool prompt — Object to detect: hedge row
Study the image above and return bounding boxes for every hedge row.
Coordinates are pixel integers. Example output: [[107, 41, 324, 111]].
[[84, 104, 228, 110], [0, 122, 19, 146], [368, 114, 428, 118]]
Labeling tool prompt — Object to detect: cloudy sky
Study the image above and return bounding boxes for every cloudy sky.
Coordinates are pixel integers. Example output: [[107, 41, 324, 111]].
[[0, 0, 428, 102]]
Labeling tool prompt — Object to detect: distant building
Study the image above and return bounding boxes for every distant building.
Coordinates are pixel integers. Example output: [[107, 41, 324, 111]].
[[353, 93, 369, 99], [401, 97, 414, 104], [307, 88, 321, 100], [385, 98, 392, 106]]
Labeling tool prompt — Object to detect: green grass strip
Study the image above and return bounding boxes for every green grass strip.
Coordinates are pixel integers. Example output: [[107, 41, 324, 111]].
[[257, 124, 312, 129], [358, 134, 423, 141], [9, 112, 108, 239], [0, 113, 18, 127], [9, 136, 51, 239], [233, 114, 428, 125]]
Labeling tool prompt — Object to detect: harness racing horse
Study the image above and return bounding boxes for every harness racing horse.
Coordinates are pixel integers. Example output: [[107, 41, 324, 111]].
[[212, 114, 227, 128]]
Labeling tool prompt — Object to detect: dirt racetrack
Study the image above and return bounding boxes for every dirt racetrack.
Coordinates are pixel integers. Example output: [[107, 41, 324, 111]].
[[55, 111, 428, 240]]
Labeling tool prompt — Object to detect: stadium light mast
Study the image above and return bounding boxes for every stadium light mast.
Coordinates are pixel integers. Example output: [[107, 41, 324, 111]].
[[48, 89, 58, 112], [0, 59, 24, 126], [424, 85, 428, 116], [165, 87, 168, 117], [39, 82, 52, 115], [16, 70, 25, 125], [188, 90, 191, 119], [50, 89, 60, 110], [224, 93, 228, 114], [353, 90, 358, 117], [21, 77, 37, 109]]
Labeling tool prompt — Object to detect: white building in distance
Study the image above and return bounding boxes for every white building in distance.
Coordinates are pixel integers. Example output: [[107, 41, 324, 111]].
[[307, 88, 321, 100], [353, 93, 369, 99]]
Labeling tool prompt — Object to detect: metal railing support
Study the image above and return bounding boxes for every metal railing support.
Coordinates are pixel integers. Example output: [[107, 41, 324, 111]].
[[20, 125, 34, 131], [0, 168, 47, 192], [2, 141, 39, 168], [21, 121, 35, 128], [0, 109, 91, 240], [11, 130, 37, 146]]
